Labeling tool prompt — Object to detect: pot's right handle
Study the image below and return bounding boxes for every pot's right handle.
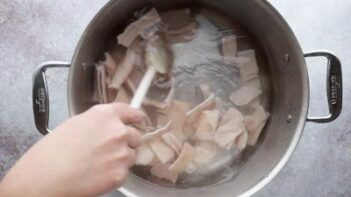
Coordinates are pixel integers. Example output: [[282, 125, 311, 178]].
[[33, 61, 70, 135], [304, 51, 342, 123]]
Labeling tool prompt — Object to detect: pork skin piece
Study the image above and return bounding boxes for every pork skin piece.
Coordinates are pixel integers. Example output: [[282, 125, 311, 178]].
[[193, 110, 220, 141], [169, 142, 194, 173], [247, 121, 267, 146], [164, 85, 175, 106], [244, 105, 268, 133], [117, 8, 161, 47], [247, 76, 262, 89], [237, 50, 259, 82], [109, 49, 138, 90], [162, 131, 183, 154], [92, 85, 100, 103], [92, 67, 101, 103], [229, 78, 262, 106], [110, 47, 126, 66], [215, 97, 225, 113], [142, 120, 172, 142], [135, 144, 155, 166], [127, 64, 144, 90], [103, 52, 118, 83], [150, 163, 178, 183], [244, 105, 270, 146], [221, 35, 238, 65], [167, 100, 191, 141], [182, 123, 196, 141], [95, 64, 108, 103], [248, 98, 260, 109], [186, 93, 215, 125], [110, 38, 145, 91], [114, 86, 130, 103], [215, 108, 246, 149], [235, 130, 248, 151], [140, 21, 161, 40], [125, 78, 137, 94], [130, 37, 146, 71], [155, 109, 170, 128], [107, 88, 117, 103], [149, 137, 176, 164], [94, 52, 120, 102], [193, 141, 218, 167], [144, 34, 172, 74]]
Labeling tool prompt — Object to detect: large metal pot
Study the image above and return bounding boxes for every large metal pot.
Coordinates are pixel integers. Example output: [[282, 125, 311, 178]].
[[32, 0, 343, 196]]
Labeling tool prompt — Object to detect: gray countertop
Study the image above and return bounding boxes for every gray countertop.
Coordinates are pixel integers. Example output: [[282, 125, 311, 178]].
[[0, 0, 350, 196]]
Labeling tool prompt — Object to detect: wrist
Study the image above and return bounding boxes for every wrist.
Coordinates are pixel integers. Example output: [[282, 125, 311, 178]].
[[0, 174, 47, 197], [0, 178, 21, 197]]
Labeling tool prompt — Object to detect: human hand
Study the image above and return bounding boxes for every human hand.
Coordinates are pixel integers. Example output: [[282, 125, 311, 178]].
[[0, 103, 144, 197]]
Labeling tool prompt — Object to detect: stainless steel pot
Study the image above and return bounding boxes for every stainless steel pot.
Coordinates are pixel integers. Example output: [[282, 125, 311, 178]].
[[32, 0, 343, 196]]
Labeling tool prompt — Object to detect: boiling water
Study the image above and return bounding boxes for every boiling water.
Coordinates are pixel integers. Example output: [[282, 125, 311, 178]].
[[132, 6, 272, 188]]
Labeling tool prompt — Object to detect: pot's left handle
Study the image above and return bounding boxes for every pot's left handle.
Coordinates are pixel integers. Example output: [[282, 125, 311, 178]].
[[33, 61, 70, 135]]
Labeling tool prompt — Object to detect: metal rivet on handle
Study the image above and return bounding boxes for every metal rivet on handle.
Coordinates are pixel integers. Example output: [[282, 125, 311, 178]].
[[284, 53, 290, 62], [81, 63, 88, 71]]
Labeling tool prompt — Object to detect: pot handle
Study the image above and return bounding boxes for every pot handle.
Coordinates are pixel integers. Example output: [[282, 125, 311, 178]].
[[32, 61, 70, 135], [304, 51, 342, 123]]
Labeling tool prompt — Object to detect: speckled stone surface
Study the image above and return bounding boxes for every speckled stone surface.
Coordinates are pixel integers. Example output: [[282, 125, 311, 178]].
[[0, 0, 350, 196]]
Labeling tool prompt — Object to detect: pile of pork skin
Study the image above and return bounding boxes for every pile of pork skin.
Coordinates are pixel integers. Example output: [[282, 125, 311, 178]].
[[94, 8, 269, 184]]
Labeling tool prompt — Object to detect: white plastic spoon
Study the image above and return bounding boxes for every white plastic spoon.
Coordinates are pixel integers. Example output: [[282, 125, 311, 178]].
[[130, 35, 171, 109]]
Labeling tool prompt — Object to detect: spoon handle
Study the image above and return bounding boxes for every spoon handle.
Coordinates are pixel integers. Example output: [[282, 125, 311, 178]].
[[130, 66, 156, 109]]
